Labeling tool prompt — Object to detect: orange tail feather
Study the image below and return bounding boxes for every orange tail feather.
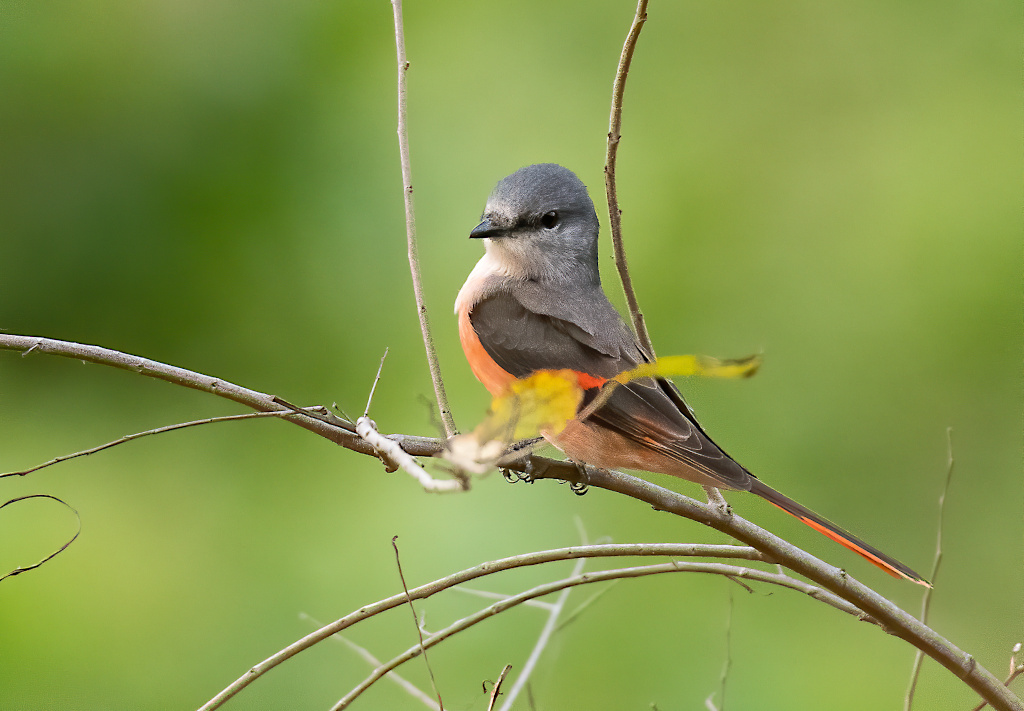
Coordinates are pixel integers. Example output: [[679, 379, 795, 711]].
[[749, 480, 931, 587]]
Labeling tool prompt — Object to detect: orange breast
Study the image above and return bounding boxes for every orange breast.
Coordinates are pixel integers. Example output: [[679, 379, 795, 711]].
[[458, 307, 516, 397]]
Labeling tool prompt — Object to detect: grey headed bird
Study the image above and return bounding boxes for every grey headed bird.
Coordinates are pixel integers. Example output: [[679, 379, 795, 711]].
[[455, 163, 928, 585]]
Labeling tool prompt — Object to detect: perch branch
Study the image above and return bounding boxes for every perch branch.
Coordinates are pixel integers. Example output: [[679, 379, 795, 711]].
[[391, 0, 456, 437], [1, 335, 1018, 711], [0, 334, 442, 464]]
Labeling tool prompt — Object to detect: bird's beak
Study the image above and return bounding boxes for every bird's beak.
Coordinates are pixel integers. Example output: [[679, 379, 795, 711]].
[[470, 218, 506, 239]]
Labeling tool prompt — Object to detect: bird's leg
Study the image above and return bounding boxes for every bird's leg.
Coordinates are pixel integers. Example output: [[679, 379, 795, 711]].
[[499, 438, 545, 483], [566, 460, 595, 495]]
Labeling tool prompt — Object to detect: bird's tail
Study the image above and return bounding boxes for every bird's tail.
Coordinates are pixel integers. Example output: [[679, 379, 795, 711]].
[[748, 479, 931, 587]]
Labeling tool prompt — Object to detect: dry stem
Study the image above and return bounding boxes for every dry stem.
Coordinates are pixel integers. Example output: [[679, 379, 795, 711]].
[[604, 0, 653, 356], [391, 0, 456, 437]]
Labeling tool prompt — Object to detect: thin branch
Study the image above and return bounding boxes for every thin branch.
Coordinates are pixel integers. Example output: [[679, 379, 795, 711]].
[[364, 348, 389, 417], [452, 586, 554, 610], [711, 584, 735, 711], [905, 427, 955, 710], [2, 410, 317, 479], [0, 494, 81, 581], [486, 665, 513, 711], [391, 0, 456, 438], [392, 536, 444, 710], [604, 0, 653, 356]]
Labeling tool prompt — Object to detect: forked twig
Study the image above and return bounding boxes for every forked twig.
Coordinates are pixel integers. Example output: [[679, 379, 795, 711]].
[[390, 0, 456, 438]]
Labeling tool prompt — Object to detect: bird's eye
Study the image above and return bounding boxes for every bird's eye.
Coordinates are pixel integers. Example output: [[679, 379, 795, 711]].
[[541, 211, 559, 229]]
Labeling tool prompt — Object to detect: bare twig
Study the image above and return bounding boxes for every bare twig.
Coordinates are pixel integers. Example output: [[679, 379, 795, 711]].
[[555, 582, 620, 632], [0, 494, 81, 582], [364, 348, 389, 417], [905, 428, 955, 710], [601, 1, 734, 520], [486, 665, 513, 711], [604, 0, 653, 356], [2, 410, 318, 479], [390, 0, 456, 438], [712, 585, 735, 710], [392, 536, 444, 710], [354, 346, 466, 491]]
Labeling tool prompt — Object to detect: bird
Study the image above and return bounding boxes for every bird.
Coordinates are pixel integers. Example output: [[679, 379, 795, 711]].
[[454, 163, 928, 586]]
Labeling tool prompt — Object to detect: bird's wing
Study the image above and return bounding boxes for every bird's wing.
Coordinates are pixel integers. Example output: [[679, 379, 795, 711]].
[[469, 288, 752, 490]]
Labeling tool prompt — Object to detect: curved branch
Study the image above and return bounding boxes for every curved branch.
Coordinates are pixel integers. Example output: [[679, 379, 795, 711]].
[[197, 544, 857, 710], [330, 560, 868, 710], [0, 494, 81, 581], [541, 466, 1021, 711], [0, 335, 376, 451]]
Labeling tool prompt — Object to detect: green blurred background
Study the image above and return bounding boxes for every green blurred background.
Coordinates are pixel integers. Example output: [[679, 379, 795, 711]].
[[1, 0, 1019, 708]]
